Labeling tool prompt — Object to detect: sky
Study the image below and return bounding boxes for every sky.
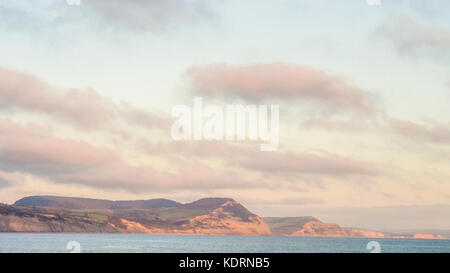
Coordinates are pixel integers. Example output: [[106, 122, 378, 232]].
[[0, 0, 449, 230]]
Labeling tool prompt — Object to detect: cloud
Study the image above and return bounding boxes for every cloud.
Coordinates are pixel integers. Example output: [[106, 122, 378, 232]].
[[240, 196, 323, 206], [0, 171, 19, 189], [0, 119, 255, 191], [149, 141, 377, 177], [238, 150, 377, 177], [87, 0, 215, 31], [389, 118, 450, 144], [0, 67, 169, 131], [277, 197, 324, 206], [1, 66, 374, 192], [186, 63, 376, 114], [376, 15, 450, 57], [301, 118, 372, 133]]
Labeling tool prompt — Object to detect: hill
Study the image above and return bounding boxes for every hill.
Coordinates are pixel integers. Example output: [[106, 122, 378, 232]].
[[265, 216, 382, 237], [13, 196, 181, 210], [264, 216, 319, 235], [3, 195, 447, 239], [0, 203, 121, 233], [2, 196, 271, 235]]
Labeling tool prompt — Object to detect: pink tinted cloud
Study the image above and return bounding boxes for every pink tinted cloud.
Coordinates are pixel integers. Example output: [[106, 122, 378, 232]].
[[0, 67, 117, 128], [146, 140, 377, 177], [389, 118, 450, 144], [0, 119, 254, 191], [186, 63, 375, 114], [301, 118, 371, 133], [238, 150, 377, 177], [0, 67, 169, 131]]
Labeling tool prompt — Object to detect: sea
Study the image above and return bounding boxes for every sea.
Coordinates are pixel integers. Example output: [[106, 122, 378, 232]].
[[0, 233, 449, 253]]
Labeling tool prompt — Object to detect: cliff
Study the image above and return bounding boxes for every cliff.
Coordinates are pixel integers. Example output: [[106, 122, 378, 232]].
[[412, 233, 446, 239], [344, 228, 385, 238], [264, 216, 319, 236], [265, 216, 446, 239], [182, 200, 271, 235], [2, 196, 448, 239], [2, 196, 270, 235], [290, 221, 347, 237], [0, 204, 121, 233]]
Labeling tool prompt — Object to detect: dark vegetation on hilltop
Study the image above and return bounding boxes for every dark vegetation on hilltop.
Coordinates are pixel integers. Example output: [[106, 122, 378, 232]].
[[14, 196, 181, 210]]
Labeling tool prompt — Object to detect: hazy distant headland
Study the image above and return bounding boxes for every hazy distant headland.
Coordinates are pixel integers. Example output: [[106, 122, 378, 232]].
[[0, 196, 446, 240]]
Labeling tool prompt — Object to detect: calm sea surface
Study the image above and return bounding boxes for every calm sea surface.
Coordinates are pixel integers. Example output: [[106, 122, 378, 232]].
[[0, 233, 449, 253]]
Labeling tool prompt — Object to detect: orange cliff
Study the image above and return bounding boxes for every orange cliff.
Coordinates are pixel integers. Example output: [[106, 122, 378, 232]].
[[183, 200, 272, 235], [344, 228, 385, 238], [291, 221, 347, 237], [412, 233, 446, 240], [286, 219, 445, 239], [114, 200, 272, 236]]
